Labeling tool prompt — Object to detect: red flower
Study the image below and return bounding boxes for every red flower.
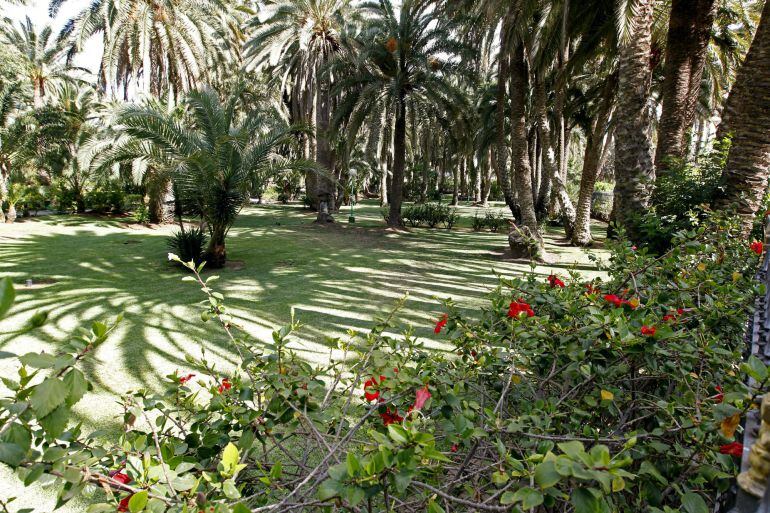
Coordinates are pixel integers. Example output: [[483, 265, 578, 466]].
[[663, 314, 675, 322], [408, 386, 431, 413], [179, 373, 195, 385], [118, 496, 132, 512], [714, 385, 724, 404], [677, 307, 685, 316], [112, 473, 131, 485], [751, 241, 763, 255], [364, 375, 386, 402], [631, 245, 637, 251], [547, 274, 565, 288], [585, 283, 600, 295], [217, 378, 232, 394], [434, 314, 448, 334], [719, 442, 743, 457], [380, 408, 403, 426], [508, 299, 534, 318], [641, 325, 656, 336], [450, 444, 458, 453], [603, 294, 637, 309]]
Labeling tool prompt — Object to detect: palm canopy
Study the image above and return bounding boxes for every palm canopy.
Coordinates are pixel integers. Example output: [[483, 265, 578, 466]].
[[53, 0, 233, 99], [331, 0, 471, 225], [100, 86, 302, 266], [0, 16, 84, 107]]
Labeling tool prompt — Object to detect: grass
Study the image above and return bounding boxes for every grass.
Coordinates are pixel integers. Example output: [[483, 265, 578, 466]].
[[0, 199, 608, 511]]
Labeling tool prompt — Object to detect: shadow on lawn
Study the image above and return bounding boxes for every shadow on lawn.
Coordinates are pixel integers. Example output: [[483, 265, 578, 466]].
[[0, 203, 607, 410]]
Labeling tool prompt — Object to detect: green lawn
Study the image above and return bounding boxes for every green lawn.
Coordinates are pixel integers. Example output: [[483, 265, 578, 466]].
[[0, 200, 607, 511]]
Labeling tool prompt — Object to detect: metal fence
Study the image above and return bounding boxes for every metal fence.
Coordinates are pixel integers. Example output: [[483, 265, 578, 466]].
[[726, 223, 770, 513]]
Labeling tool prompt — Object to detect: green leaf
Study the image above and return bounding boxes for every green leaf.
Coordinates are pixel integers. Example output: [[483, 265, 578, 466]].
[[0, 278, 15, 319], [63, 369, 88, 407], [427, 500, 446, 513], [682, 492, 708, 513], [30, 378, 67, 418], [128, 490, 148, 512], [513, 487, 545, 509], [387, 424, 408, 444], [346, 452, 359, 477], [39, 404, 69, 438], [534, 460, 561, 489], [500, 491, 517, 505], [317, 478, 340, 501], [231, 504, 251, 513], [0, 442, 25, 467], [19, 353, 56, 369], [638, 461, 667, 484], [558, 441, 586, 459], [345, 486, 365, 507], [220, 442, 239, 474], [571, 488, 601, 513], [223, 479, 241, 499]]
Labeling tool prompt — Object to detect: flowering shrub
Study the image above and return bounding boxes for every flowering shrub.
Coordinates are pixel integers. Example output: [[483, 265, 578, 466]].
[[0, 213, 766, 513]]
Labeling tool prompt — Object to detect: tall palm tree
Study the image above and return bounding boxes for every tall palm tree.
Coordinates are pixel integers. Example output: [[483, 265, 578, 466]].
[[34, 84, 104, 213], [0, 82, 29, 222], [53, 0, 231, 99], [101, 86, 301, 267], [245, 0, 357, 221], [332, 0, 469, 227], [713, 0, 770, 230], [0, 17, 82, 108], [612, 0, 656, 241], [654, 0, 717, 176]]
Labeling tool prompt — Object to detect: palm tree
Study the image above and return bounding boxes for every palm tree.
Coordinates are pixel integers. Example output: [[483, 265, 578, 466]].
[[245, 0, 358, 221], [102, 86, 301, 267], [53, 0, 231, 99], [654, 0, 717, 176], [34, 84, 104, 213], [333, 0, 469, 227], [0, 82, 29, 222], [713, 0, 770, 230], [0, 17, 82, 108], [612, 0, 656, 241]]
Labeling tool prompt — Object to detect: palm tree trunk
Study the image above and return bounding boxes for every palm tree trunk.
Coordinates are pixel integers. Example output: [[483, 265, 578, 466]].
[[388, 95, 406, 227], [0, 169, 7, 223], [534, 77, 575, 236], [613, 0, 655, 241], [655, 0, 717, 175], [510, 42, 543, 252], [206, 226, 227, 268], [452, 159, 460, 206], [573, 75, 616, 246], [713, 0, 770, 230], [315, 71, 335, 223], [495, 21, 518, 217], [481, 149, 492, 205]]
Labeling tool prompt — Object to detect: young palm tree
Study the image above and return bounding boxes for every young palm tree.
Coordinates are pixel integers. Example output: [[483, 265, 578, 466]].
[[245, 0, 358, 221], [102, 86, 301, 267], [53, 0, 231, 99], [0, 17, 82, 108], [333, 0, 469, 227]]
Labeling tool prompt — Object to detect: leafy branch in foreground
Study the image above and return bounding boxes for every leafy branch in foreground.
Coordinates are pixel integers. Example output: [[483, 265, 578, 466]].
[[0, 213, 765, 512]]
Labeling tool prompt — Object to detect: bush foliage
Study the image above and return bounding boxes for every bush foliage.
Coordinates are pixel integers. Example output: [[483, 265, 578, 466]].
[[0, 214, 765, 513]]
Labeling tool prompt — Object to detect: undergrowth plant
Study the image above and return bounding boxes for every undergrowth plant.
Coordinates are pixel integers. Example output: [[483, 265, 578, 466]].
[[0, 213, 765, 513]]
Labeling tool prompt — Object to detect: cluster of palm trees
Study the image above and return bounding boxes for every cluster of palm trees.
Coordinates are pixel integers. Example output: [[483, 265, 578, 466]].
[[0, 0, 769, 261]]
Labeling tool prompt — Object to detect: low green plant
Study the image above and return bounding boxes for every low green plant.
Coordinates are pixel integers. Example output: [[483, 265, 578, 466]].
[[167, 227, 208, 266], [472, 209, 509, 232], [401, 202, 459, 229], [0, 213, 763, 513]]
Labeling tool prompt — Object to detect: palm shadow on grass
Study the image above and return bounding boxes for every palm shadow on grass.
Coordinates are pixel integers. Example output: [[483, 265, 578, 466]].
[[0, 200, 608, 431]]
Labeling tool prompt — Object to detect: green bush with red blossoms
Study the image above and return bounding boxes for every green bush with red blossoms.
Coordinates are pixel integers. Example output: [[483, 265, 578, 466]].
[[0, 213, 767, 513]]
